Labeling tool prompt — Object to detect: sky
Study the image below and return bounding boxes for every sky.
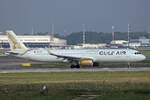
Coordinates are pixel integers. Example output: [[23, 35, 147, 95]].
[[0, 0, 150, 34]]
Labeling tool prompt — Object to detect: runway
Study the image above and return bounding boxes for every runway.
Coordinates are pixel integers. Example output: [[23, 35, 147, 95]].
[[0, 55, 150, 73], [0, 55, 44, 70], [1, 67, 150, 73]]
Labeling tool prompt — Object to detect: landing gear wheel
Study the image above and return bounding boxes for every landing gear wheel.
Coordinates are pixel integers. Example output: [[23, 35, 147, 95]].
[[128, 62, 131, 68], [70, 65, 75, 68], [70, 65, 80, 68], [76, 65, 80, 68]]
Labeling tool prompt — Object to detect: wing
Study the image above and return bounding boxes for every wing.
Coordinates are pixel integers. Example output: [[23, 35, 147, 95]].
[[46, 49, 92, 61]]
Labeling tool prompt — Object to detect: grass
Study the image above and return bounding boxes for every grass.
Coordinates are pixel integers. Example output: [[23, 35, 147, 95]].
[[0, 52, 4, 55], [0, 71, 150, 84], [92, 93, 150, 100], [140, 50, 150, 55], [0, 71, 150, 100], [100, 60, 150, 68]]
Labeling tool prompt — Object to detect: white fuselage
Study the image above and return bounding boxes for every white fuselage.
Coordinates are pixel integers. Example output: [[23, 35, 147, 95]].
[[17, 48, 146, 63]]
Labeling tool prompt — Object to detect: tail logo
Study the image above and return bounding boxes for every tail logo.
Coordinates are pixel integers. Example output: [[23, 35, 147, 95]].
[[7, 33, 24, 50]]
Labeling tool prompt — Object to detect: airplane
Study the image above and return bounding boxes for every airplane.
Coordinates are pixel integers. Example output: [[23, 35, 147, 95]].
[[6, 30, 146, 68]]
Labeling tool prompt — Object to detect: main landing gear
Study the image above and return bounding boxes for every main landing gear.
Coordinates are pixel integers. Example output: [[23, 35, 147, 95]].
[[128, 62, 131, 68], [70, 64, 80, 68]]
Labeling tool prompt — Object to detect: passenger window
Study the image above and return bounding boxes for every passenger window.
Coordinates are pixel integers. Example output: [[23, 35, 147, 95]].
[[134, 52, 141, 54]]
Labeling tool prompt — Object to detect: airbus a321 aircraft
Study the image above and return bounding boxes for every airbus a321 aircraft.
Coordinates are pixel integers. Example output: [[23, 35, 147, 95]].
[[6, 30, 146, 68]]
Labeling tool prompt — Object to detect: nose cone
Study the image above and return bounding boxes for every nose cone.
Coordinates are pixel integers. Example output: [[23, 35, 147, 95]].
[[140, 55, 146, 61]]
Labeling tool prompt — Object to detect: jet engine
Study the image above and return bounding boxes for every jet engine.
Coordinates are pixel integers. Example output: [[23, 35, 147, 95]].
[[79, 59, 93, 67]]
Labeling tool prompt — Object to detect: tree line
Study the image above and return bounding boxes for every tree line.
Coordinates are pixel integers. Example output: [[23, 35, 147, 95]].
[[35, 32, 150, 45], [66, 32, 150, 45]]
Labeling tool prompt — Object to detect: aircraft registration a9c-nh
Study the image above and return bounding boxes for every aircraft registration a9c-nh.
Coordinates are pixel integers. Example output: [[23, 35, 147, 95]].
[[6, 30, 146, 68]]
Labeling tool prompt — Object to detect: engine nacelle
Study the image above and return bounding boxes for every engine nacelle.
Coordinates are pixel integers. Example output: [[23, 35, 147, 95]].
[[79, 59, 93, 67]]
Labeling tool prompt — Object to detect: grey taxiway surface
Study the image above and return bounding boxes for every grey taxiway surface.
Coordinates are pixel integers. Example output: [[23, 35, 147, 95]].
[[1, 67, 150, 73], [0, 55, 150, 73]]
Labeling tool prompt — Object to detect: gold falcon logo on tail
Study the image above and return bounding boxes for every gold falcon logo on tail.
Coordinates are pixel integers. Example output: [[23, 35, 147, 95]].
[[6, 30, 28, 51]]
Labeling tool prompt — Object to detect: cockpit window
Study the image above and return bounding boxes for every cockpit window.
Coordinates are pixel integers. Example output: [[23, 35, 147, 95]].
[[134, 52, 141, 54]]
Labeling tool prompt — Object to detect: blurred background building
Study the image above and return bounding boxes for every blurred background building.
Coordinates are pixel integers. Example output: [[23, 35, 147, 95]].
[[0, 35, 66, 48]]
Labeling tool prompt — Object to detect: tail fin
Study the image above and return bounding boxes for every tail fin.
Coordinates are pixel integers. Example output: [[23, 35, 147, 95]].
[[6, 30, 28, 51]]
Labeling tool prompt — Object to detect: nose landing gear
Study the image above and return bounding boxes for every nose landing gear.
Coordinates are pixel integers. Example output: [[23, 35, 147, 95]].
[[128, 62, 131, 68]]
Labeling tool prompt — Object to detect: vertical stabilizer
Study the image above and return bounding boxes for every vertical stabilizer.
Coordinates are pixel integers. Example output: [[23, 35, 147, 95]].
[[6, 30, 28, 51]]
